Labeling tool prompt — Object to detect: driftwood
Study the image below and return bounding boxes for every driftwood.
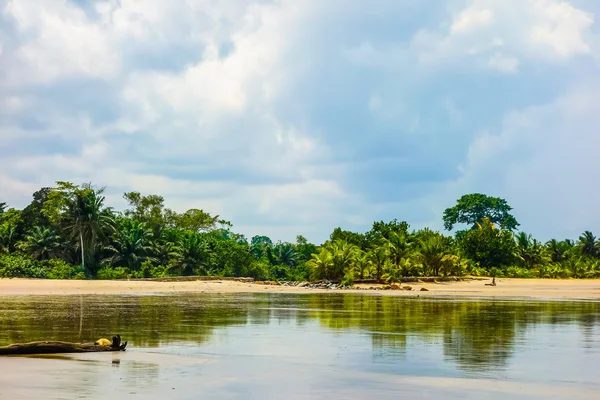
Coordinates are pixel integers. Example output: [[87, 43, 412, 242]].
[[0, 335, 127, 355]]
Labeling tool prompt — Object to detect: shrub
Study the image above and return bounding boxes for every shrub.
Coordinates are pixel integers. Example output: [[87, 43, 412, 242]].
[[505, 266, 535, 278], [0, 254, 44, 278], [96, 266, 130, 280], [43, 259, 85, 280]]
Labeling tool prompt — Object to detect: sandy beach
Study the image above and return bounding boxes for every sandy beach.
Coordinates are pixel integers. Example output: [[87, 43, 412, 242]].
[[0, 278, 599, 300]]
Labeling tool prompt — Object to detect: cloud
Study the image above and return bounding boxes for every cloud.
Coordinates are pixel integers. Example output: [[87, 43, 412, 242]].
[[450, 7, 494, 35], [440, 83, 600, 239], [1, 0, 599, 244]]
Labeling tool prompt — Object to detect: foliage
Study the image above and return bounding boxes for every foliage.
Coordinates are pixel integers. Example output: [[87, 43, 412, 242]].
[[21, 226, 61, 260], [458, 219, 517, 270], [1, 185, 599, 282], [443, 193, 519, 231]]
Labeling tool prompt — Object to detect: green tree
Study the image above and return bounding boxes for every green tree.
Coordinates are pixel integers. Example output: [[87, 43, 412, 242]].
[[42, 182, 114, 274], [0, 209, 23, 254], [172, 208, 220, 232], [368, 246, 389, 281], [364, 219, 410, 248], [104, 220, 155, 271], [295, 235, 317, 263], [328, 240, 358, 281], [22, 226, 61, 260], [21, 188, 53, 228], [419, 235, 450, 276], [354, 251, 371, 279], [250, 235, 272, 259], [269, 242, 298, 268], [329, 227, 367, 249], [514, 232, 547, 269], [443, 193, 519, 231], [307, 247, 333, 280], [545, 239, 572, 263], [0, 202, 6, 218], [385, 231, 412, 269], [577, 231, 598, 258], [177, 231, 208, 276], [458, 218, 517, 271]]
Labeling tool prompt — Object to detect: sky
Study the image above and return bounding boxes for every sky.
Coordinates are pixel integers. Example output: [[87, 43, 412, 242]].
[[1, 0, 599, 244]]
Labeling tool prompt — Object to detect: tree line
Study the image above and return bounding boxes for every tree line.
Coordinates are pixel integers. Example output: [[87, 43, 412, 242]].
[[1, 184, 599, 281]]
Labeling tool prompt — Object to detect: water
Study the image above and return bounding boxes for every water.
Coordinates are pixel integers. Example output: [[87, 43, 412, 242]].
[[0, 293, 599, 399]]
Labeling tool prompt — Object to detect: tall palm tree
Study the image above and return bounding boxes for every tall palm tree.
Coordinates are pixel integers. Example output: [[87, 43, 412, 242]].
[[353, 251, 371, 280], [178, 231, 208, 276], [385, 232, 412, 269], [64, 188, 114, 275], [0, 202, 6, 217], [0, 223, 18, 255], [269, 242, 299, 268], [23, 226, 61, 260], [545, 239, 571, 263], [151, 229, 183, 266], [329, 240, 358, 281], [419, 235, 448, 276], [307, 247, 333, 280], [104, 220, 155, 270], [368, 246, 389, 281], [578, 231, 598, 258]]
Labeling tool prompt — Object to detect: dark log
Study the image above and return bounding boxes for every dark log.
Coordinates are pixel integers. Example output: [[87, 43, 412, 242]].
[[0, 335, 127, 355]]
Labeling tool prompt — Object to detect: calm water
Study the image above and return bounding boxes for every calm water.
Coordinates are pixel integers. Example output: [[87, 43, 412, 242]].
[[0, 293, 599, 399]]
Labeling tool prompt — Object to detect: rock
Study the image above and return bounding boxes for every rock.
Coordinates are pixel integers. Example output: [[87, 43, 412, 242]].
[[390, 283, 401, 290], [401, 286, 412, 291], [420, 287, 429, 291]]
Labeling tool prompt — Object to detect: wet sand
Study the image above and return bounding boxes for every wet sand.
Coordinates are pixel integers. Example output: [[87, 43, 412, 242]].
[[0, 278, 599, 300]]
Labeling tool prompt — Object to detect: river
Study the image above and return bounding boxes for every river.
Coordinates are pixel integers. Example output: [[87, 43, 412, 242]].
[[0, 293, 598, 399]]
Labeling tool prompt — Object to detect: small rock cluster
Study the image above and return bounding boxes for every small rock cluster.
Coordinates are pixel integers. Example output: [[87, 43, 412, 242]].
[[256, 280, 428, 292]]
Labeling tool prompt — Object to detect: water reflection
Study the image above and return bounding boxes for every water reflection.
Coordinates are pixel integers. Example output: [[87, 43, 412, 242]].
[[1, 293, 598, 373], [1, 293, 599, 399]]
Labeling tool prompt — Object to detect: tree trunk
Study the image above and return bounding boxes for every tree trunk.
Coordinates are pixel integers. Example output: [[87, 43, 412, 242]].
[[0, 335, 127, 355], [80, 231, 85, 273]]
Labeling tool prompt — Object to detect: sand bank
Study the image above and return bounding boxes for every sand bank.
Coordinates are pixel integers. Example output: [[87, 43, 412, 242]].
[[0, 278, 599, 300]]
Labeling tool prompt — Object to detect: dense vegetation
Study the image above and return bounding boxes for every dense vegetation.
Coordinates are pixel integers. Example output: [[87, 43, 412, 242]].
[[1, 184, 599, 281]]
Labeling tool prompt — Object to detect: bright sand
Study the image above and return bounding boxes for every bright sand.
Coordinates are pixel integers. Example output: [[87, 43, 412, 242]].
[[0, 278, 599, 300]]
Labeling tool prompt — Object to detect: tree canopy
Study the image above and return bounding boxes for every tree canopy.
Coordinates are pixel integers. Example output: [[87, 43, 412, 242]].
[[443, 193, 519, 231], [1, 185, 600, 281]]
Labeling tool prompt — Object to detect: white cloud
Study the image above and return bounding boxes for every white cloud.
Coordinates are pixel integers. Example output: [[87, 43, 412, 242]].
[[1, 0, 599, 244], [3, 0, 119, 84], [487, 52, 520, 73], [445, 83, 600, 239], [529, 0, 594, 57], [450, 7, 494, 35], [411, 0, 595, 72]]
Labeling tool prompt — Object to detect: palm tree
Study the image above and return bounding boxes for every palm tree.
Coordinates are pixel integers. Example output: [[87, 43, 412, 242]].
[[545, 239, 571, 263], [23, 226, 61, 260], [386, 232, 412, 269], [368, 246, 389, 281], [0, 223, 18, 255], [64, 188, 114, 275], [419, 235, 449, 276], [307, 247, 333, 280], [104, 220, 155, 271], [178, 231, 208, 276], [578, 231, 597, 258], [0, 202, 6, 217], [151, 229, 183, 266], [269, 242, 299, 268], [328, 240, 358, 281], [515, 232, 547, 268], [353, 251, 371, 279]]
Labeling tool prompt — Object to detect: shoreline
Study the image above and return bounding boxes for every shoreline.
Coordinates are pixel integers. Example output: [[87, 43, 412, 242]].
[[0, 278, 599, 300]]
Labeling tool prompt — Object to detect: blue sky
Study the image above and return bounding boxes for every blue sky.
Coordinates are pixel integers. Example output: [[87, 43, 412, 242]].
[[1, 0, 600, 243]]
